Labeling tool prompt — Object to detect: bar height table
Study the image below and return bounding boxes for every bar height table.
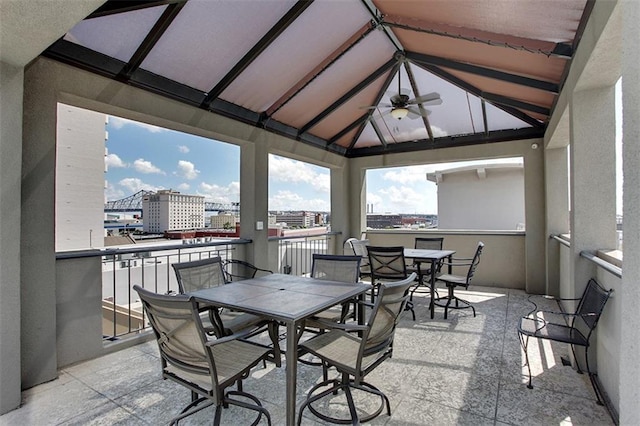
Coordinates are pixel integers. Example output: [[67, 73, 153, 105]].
[[190, 273, 370, 426], [403, 248, 455, 319]]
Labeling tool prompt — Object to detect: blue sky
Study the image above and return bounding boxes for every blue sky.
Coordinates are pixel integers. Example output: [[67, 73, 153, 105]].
[[104, 115, 528, 214]]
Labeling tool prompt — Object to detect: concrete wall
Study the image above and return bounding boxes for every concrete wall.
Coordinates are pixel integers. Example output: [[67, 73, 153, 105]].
[[365, 230, 525, 289], [56, 257, 103, 367], [0, 60, 24, 414]]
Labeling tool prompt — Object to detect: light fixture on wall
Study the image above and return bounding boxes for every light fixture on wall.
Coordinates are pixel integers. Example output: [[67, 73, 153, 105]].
[[390, 107, 409, 120]]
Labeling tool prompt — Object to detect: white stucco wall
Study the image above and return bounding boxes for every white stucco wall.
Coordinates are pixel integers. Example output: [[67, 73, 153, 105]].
[[431, 165, 525, 230]]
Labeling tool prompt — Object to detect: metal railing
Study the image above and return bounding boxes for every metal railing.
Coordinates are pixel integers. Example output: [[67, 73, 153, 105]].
[[57, 238, 250, 342], [271, 232, 339, 276]]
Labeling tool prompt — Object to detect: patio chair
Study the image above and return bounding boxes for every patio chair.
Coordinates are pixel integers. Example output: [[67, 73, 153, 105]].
[[299, 254, 363, 377], [307, 254, 362, 324], [517, 278, 612, 405], [367, 245, 416, 320], [407, 237, 444, 301], [433, 241, 484, 319], [223, 259, 272, 282], [133, 285, 272, 426], [172, 257, 281, 366], [296, 273, 417, 425], [345, 238, 371, 280]]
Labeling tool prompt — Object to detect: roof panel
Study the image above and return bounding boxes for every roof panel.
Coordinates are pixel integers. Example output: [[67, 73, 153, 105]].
[[353, 123, 384, 148], [374, 0, 586, 43], [308, 73, 390, 140], [140, 0, 297, 92], [222, 0, 371, 112], [396, 30, 567, 82], [272, 30, 396, 128], [64, 6, 167, 62]]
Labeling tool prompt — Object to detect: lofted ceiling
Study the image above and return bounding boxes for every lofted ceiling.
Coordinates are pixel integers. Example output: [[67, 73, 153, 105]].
[[43, 0, 592, 158]]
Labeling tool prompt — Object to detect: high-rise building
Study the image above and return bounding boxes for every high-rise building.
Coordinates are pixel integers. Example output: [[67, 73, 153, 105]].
[[55, 104, 108, 250], [142, 190, 204, 233]]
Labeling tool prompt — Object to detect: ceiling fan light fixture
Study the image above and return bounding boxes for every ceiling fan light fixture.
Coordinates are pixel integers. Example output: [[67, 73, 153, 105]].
[[391, 107, 408, 120]]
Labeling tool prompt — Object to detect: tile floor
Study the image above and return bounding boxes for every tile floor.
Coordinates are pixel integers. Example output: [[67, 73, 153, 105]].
[[1, 286, 614, 425]]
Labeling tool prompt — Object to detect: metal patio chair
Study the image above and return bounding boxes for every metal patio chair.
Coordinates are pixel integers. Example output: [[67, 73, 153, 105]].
[[518, 278, 612, 405], [345, 238, 371, 281], [407, 237, 444, 301], [223, 259, 272, 282], [134, 285, 272, 426], [172, 257, 280, 365], [367, 245, 416, 320], [296, 273, 417, 425], [433, 241, 484, 319]]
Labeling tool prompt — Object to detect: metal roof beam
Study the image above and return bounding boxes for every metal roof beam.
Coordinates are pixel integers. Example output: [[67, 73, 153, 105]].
[[404, 61, 434, 142], [482, 92, 550, 116], [406, 51, 559, 94], [348, 127, 544, 158], [117, 2, 185, 82], [201, 0, 313, 109], [328, 113, 369, 146], [384, 15, 572, 59], [87, 0, 185, 19], [413, 61, 544, 128], [265, 21, 376, 117], [298, 58, 397, 136]]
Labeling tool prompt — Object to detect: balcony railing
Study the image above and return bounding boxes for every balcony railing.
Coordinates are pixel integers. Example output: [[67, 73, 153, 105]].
[[271, 231, 340, 276]]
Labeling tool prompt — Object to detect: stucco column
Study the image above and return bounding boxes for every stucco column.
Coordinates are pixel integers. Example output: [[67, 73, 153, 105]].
[[545, 147, 569, 296], [347, 160, 367, 237], [0, 61, 23, 414], [619, 0, 640, 422], [239, 141, 270, 269], [523, 143, 546, 295], [330, 163, 352, 250], [569, 86, 617, 296], [21, 60, 59, 389]]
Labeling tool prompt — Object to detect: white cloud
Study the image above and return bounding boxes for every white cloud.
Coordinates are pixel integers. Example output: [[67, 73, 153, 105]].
[[199, 181, 239, 204], [269, 190, 329, 211], [176, 160, 200, 180], [105, 153, 127, 168], [377, 185, 433, 214], [269, 155, 330, 193], [383, 166, 431, 184], [178, 145, 190, 153], [177, 183, 190, 191], [133, 158, 165, 175], [105, 181, 125, 201], [118, 178, 161, 194], [109, 116, 165, 133]]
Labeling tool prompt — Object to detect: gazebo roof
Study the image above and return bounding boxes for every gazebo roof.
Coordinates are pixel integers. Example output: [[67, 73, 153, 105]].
[[43, 0, 592, 157]]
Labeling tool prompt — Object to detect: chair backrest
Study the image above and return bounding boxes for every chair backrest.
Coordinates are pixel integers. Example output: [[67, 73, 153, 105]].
[[361, 273, 417, 357], [134, 285, 218, 393], [367, 246, 407, 281], [348, 239, 371, 273], [311, 254, 361, 284], [574, 278, 613, 333], [223, 259, 272, 282], [414, 237, 444, 250], [172, 257, 227, 294], [464, 242, 484, 285]]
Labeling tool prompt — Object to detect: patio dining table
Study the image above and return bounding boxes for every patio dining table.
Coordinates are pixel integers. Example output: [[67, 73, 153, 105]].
[[190, 273, 370, 426], [403, 248, 455, 319]]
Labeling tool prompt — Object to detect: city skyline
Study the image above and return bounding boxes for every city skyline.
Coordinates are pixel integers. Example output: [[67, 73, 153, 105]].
[[105, 115, 525, 215]]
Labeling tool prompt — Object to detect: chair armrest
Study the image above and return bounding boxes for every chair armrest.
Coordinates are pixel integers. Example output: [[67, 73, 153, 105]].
[[205, 323, 269, 346], [309, 317, 368, 332], [440, 261, 473, 268]]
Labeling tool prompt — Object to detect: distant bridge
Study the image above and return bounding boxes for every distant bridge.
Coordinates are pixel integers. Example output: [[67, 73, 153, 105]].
[[104, 190, 239, 213]]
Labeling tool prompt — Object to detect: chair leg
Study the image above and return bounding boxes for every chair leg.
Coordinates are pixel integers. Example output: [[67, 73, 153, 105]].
[[518, 331, 533, 389], [583, 345, 604, 406]]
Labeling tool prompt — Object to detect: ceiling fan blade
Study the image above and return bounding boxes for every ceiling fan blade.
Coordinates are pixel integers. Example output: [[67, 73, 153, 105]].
[[407, 106, 431, 119], [359, 103, 393, 110], [409, 92, 442, 105]]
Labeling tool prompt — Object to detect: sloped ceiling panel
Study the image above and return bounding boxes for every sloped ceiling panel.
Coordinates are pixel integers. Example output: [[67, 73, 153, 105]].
[[140, 0, 296, 92], [271, 30, 396, 128], [221, 0, 372, 112]]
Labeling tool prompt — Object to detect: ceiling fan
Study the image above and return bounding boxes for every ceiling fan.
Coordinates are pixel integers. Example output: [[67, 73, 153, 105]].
[[362, 78, 442, 120]]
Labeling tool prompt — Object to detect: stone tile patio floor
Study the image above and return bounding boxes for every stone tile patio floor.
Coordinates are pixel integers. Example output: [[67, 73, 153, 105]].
[[1, 286, 614, 425]]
